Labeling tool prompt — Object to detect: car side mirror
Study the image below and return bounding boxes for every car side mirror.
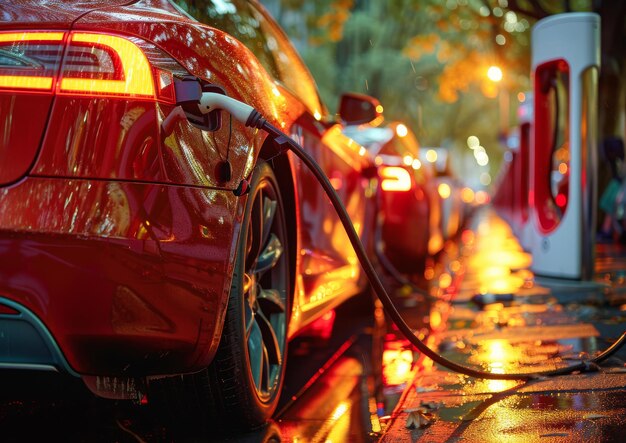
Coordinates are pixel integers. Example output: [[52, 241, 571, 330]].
[[338, 92, 382, 125]]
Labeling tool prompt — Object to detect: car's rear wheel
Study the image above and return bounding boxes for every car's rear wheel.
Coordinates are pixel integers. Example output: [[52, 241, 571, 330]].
[[209, 160, 290, 425], [149, 160, 290, 433]]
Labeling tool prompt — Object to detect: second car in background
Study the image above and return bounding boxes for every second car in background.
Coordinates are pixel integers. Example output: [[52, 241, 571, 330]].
[[341, 97, 443, 275]]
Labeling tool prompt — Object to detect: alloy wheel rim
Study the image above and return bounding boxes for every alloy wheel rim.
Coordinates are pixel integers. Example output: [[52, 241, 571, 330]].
[[243, 180, 288, 401]]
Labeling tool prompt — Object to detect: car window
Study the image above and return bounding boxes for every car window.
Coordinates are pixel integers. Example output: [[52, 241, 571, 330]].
[[249, 4, 324, 118], [170, 0, 323, 117], [169, 0, 280, 80]]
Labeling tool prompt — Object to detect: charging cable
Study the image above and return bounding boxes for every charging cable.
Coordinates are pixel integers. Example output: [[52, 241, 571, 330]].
[[197, 92, 626, 381]]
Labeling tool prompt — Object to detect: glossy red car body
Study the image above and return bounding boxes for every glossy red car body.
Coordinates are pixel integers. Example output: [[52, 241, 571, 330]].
[[0, 0, 370, 386]]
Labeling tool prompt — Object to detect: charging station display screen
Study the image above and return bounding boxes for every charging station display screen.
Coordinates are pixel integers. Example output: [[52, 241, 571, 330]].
[[534, 59, 570, 233], [549, 66, 570, 214]]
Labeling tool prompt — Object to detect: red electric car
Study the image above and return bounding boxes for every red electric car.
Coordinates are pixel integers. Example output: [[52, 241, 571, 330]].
[[0, 0, 375, 429], [343, 117, 443, 275]]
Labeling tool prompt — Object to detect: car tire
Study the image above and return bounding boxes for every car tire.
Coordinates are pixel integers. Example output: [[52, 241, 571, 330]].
[[149, 160, 290, 434]]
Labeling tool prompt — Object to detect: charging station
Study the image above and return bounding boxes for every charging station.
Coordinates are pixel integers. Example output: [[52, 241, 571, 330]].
[[528, 13, 600, 280]]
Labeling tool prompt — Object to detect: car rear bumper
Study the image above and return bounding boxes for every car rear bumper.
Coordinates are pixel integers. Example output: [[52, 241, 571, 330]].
[[0, 177, 239, 377], [381, 188, 430, 260], [0, 296, 79, 376]]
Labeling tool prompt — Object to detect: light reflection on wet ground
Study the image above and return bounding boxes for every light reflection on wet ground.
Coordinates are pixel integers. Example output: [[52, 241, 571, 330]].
[[382, 209, 626, 442], [0, 293, 418, 442]]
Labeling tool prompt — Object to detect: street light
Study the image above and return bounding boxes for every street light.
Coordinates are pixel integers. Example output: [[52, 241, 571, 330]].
[[487, 65, 503, 82], [486, 65, 508, 143]]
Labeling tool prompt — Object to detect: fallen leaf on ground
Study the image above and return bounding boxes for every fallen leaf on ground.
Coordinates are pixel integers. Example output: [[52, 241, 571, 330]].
[[405, 409, 435, 429]]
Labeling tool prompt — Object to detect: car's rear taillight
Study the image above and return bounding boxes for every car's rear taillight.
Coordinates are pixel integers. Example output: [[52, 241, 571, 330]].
[[0, 31, 65, 92], [0, 31, 178, 103], [59, 32, 155, 98], [380, 166, 412, 192]]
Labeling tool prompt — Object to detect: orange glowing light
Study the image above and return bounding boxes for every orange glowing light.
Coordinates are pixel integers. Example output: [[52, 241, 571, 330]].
[[558, 162, 568, 174], [425, 149, 438, 163], [480, 266, 511, 281], [438, 183, 451, 199], [439, 272, 452, 289], [461, 187, 475, 203], [471, 250, 532, 271], [382, 349, 413, 386], [0, 32, 65, 92], [380, 166, 412, 192], [475, 190, 490, 204], [375, 104, 384, 114], [60, 33, 155, 97], [331, 401, 349, 420], [467, 339, 525, 393], [329, 176, 343, 190], [430, 309, 443, 329], [517, 92, 526, 102], [0, 31, 64, 43], [461, 230, 474, 245], [486, 276, 524, 294], [0, 75, 53, 90]]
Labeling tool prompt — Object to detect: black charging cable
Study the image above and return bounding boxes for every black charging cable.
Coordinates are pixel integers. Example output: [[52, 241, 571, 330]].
[[203, 94, 626, 381]]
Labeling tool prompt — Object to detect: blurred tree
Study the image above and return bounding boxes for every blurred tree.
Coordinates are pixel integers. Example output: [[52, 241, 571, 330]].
[[262, 0, 533, 177], [261, 0, 624, 184]]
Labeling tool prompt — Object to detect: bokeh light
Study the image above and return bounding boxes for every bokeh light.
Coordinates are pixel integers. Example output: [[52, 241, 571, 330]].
[[395, 123, 408, 137], [467, 135, 480, 149], [487, 66, 503, 82], [480, 172, 492, 185], [425, 149, 438, 163]]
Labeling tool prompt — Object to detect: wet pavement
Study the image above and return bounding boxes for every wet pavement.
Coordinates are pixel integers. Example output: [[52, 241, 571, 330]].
[[0, 294, 390, 442], [380, 209, 626, 442], [2, 208, 625, 442]]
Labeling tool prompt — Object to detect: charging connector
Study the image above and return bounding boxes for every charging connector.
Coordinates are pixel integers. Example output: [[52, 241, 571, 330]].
[[196, 91, 626, 381]]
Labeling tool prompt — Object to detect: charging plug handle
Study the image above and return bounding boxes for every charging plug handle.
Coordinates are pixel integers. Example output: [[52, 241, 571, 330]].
[[198, 93, 255, 127]]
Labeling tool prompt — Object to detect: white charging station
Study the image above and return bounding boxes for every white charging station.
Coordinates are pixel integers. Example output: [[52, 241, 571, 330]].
[[528, 13, 600, 280]]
